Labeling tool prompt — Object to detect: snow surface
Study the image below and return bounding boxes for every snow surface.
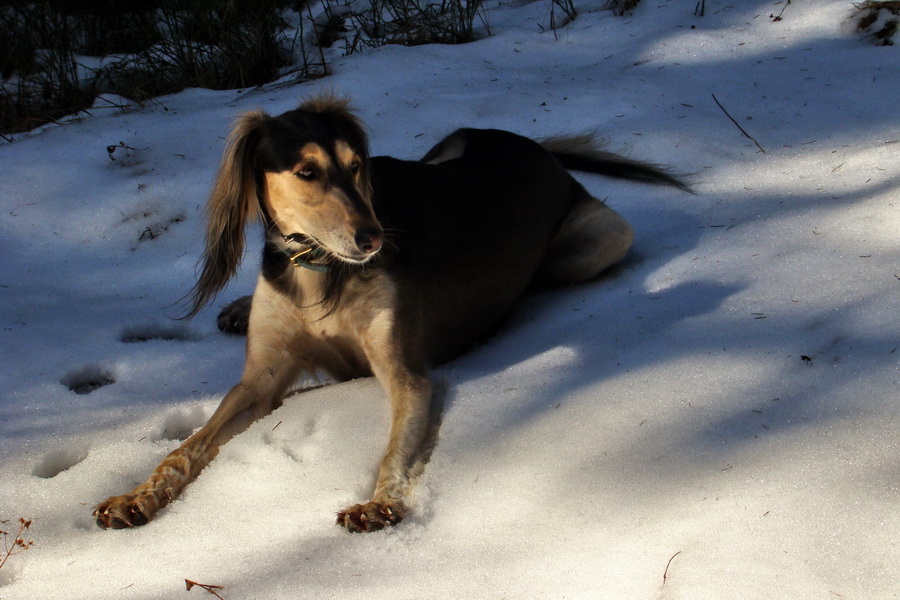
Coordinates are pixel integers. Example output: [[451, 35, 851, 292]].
[[1, 1, 898, 599]]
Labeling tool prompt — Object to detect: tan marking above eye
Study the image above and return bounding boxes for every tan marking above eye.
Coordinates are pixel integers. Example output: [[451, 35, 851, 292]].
[[335, 141, 361, 173], [292, 144, 331, 179]]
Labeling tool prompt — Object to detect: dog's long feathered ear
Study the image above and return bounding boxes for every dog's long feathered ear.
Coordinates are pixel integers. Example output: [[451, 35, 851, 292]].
[[180, 110, 269, 319]]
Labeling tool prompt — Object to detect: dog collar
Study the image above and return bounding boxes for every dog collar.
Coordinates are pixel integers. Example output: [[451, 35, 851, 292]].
[[280, 234, 331, 272]]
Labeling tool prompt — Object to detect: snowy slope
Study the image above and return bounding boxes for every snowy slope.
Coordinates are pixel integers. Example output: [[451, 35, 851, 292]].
[[1, 1, 897, 599]]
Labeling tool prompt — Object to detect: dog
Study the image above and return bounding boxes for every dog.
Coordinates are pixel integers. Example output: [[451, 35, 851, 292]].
[[94, 95, 687, 532]]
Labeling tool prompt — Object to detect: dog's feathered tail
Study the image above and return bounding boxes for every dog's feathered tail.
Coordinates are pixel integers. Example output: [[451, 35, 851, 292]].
[[541, 134, 692, 192]]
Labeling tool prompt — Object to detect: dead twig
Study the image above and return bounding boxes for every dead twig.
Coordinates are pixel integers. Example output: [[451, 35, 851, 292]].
[[0, 518, 34, 571], [185, 579, 225, 599], [663, 550, 682, 584], [771, 0, 791, 22], [711, 94, 766, 153]]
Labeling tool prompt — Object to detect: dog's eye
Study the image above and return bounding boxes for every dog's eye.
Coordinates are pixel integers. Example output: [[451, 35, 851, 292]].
[[295, 167, 317, 180], [349, 162, 360, 174]]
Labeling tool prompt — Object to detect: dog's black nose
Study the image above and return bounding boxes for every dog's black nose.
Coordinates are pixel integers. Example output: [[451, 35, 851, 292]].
[[355, 229, 383, 254]]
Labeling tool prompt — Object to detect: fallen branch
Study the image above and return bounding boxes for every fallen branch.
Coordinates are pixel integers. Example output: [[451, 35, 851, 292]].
[[185, 579, 225, 599], [711, 94, 766, 153]]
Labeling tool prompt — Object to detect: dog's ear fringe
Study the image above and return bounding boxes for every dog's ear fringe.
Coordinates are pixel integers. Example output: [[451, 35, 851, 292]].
[[177, 109, 269, 320]]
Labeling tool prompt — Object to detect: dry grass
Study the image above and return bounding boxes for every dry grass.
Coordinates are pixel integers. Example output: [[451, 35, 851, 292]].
[[0, 1, 300, 135], [1, 0, 490, 135], [340, 0, 487, 53]]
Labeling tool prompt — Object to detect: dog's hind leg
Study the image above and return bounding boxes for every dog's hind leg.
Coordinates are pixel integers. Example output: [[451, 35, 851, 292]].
[[535, 197, 634, 286], [94, 286, 305, 529]]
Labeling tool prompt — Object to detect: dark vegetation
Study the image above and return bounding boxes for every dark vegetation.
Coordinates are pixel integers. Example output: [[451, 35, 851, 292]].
[[853, 0, 900, 45], [0, 0, 498, 134], [3, 0, 894, 136], [0, 0, 304, 134]]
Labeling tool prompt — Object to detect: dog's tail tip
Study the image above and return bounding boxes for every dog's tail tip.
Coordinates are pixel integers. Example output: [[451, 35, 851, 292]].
[[554, 150, 693, 192], [541, 136, 692, 192]]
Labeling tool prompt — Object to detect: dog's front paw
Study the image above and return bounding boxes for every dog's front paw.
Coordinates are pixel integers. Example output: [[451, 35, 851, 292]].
[[94, 492, 163, 529], [216, 295, 252, 335], [336, 501, 405, 533]]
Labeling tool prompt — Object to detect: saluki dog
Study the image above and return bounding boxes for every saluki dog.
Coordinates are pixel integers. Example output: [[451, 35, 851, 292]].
[[94, 95, 686, 532]]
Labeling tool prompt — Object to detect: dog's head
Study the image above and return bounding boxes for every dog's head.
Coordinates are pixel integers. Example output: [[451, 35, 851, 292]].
[[183, 95, 383, 318], [257, 98, 383, 262]]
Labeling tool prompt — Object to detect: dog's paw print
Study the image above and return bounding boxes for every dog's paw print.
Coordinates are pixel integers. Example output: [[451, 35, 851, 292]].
[[263, 417, 322, 463], [120, 323, 200, 344], [263, 428, 303, 463], [60, 364, 115, 395], [152, 406, 207, 442], [33, 444, 90, 478], [0, 560, 21, 585]]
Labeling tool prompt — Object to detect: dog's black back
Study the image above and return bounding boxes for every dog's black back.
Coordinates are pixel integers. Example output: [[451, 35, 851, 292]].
[[369, 129, 586, 363]]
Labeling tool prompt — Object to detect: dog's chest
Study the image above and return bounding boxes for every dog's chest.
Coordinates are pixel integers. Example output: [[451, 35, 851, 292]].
[[288, 269, 400, 378]]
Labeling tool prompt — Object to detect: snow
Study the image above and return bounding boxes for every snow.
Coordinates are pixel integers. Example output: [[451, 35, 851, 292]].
[[1, 1, 898, 598]]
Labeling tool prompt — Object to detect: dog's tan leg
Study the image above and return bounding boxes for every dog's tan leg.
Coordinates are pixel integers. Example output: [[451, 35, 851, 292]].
[[95, 285, 305, 529], [337, 311, 433, 533], [535, 198, 634, 286]]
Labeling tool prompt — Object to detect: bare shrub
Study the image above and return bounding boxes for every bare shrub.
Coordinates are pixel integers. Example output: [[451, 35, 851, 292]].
[[1, 1, 305, 134], [101, 0, 296, 101], [339, 0, 487, 53], [0, 5, 93, 133], [853, 0, 900, 45]]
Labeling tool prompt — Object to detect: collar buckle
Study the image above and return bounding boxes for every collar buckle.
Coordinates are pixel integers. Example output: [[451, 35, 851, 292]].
[[281, 235, 330, 272]]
